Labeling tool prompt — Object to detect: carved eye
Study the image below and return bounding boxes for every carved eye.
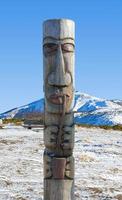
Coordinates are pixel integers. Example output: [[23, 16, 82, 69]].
[[62, 43, 74, 52], [43, 43, 58, 55]]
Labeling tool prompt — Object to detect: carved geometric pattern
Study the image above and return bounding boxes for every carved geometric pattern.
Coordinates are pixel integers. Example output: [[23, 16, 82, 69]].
[[44, 125, 74, 151], [44, 153, 74, 179]]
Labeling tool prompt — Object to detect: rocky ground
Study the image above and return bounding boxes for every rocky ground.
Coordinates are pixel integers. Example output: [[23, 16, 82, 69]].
[[0, 125, 122, 200]]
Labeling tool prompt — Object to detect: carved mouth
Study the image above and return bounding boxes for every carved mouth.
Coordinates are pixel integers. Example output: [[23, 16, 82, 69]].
[[49, 94, 70, 105]]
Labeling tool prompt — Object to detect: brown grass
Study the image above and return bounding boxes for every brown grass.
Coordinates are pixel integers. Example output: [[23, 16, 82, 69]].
[[88, 187, 103, 194], [114, 194, 122, 200], [0, 139, 23, 145], [76, 124, 122, 131]]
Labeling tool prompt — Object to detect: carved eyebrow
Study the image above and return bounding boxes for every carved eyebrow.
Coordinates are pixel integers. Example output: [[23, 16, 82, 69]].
[[43, 36, 74, 42]]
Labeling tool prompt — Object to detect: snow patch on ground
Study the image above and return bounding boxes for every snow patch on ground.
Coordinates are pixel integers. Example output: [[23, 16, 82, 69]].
[[0, 126, 122, 199]]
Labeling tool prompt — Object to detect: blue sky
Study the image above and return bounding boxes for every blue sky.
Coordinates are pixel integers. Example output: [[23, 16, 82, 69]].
[[0, 0, 122, 113]]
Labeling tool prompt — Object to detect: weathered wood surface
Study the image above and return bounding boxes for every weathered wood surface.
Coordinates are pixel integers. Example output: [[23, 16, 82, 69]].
[[44, 180, 74, 200], [43, 19, 75, 200], [52, 158, 66, 179]]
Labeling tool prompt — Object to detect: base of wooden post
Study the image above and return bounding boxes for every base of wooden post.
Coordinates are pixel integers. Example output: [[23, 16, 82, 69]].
[[44, 179, 74, 200]]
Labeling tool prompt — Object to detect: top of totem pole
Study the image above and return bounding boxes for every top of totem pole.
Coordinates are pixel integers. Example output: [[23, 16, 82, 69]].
[[43, 19, 75, 39]]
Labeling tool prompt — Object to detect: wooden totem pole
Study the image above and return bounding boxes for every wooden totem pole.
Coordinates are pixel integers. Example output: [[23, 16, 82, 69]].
[[43, 19, 75, 200]]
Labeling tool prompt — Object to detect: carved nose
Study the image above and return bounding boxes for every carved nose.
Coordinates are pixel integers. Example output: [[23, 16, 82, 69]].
[[48, 46, 71, 86]]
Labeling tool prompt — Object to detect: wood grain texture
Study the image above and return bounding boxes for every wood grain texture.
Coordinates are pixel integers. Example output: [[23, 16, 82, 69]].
[[52, 158, 66, 179], [44, 179, 74, 200], [43, 19, 75, 40]]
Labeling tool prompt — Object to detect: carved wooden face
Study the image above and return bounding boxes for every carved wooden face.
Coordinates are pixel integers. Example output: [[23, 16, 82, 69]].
[[43, 36, 75, 113]]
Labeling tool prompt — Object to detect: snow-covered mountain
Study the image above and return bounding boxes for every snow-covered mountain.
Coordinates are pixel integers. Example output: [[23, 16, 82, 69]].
[[0, 99, 44, 119], [1, 92, 122, 126], [74, 92, 122, 126]]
